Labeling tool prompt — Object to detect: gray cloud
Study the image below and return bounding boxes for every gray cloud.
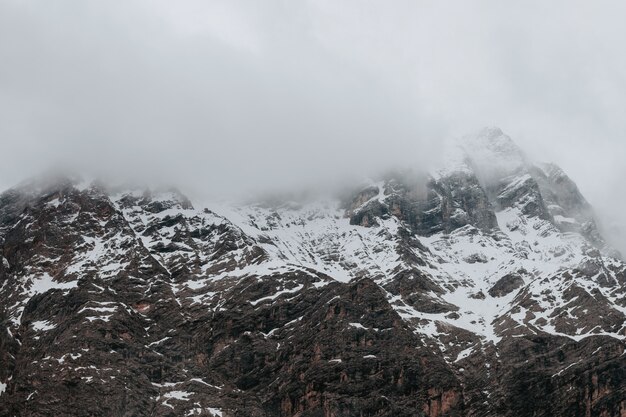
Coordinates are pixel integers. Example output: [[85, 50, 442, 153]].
[[1, 0, 625, 249]]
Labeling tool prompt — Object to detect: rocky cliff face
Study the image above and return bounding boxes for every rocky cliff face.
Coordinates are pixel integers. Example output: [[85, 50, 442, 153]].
[[0, 128, 625, 417]]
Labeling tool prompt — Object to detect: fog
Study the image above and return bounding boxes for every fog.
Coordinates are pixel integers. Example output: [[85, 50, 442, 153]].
[[1, 1, 625, 249]]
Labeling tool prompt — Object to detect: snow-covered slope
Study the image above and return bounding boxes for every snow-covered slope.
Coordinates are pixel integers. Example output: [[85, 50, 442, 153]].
[[177, 127, 624, 347], [1, 128, 625, 417]]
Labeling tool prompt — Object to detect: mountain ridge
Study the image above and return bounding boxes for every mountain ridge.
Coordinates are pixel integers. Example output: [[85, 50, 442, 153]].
[[0, 129, 624, 416]]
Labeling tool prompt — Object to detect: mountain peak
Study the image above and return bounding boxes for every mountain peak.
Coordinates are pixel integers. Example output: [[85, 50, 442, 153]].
[[2, 130, 625, 417], [465, 127, 523, 159], [436, 127, 527, 183], [460, 127, 527, 180], [469, 126, 506, 143]]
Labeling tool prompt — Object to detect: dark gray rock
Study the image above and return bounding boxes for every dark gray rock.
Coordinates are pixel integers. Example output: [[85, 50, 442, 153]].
[[488, 273, 526, 297]]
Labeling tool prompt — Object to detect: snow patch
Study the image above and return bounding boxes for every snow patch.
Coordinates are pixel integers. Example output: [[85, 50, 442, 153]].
[[31, 320, 56, 331]]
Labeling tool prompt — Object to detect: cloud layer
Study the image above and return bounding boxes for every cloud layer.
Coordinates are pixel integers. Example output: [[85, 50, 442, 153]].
[[1, 0, 625, 248]]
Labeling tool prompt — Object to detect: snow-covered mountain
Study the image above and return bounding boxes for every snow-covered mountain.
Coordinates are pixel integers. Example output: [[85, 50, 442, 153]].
[[1, 128, 624, 417]]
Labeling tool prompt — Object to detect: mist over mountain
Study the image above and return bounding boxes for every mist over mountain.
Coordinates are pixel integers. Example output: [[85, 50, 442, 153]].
[[1, 1, 626, 416], [1, 128, 625, 416], [2, 0, 626, 255]]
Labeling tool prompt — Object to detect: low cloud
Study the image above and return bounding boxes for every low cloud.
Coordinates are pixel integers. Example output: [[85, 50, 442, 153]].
[[0, 0, 625, 250]]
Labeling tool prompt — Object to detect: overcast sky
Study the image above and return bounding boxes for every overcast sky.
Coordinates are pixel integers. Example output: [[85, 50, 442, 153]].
[[1, 0, 625, 246]]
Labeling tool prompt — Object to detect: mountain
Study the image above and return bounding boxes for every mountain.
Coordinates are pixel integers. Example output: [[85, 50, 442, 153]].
[[0, 128, 624, 417]]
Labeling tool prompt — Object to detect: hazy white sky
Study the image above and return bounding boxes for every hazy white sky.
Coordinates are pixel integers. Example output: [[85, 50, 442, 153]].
[[1, 0, 625, 245]]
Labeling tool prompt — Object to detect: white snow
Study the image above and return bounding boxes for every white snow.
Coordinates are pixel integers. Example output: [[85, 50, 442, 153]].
[[30, 273, 78, 295], [554, 215, 577, 224], [455, 346, 475, 362], [46, 198, 62, 208], [207, 407, 223, 417], [78, 306, 117, 314], [250, 284, 304, 306], [148, 337, 171, 347], [164, 391, 192, 400], [31, 320, 55, 331]]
